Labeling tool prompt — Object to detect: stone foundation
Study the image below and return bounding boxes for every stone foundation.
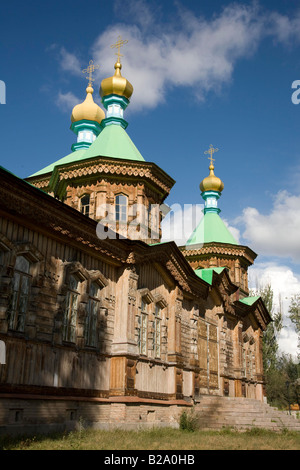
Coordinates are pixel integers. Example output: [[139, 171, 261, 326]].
[[0, 395, 190, 436]]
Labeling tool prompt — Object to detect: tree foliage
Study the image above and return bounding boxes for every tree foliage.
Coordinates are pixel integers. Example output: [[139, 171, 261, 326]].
[[288, 294, 300, 352], [253, 284, 300, 409], [266, 354, 300, 409], [253, 284, 283, 373]]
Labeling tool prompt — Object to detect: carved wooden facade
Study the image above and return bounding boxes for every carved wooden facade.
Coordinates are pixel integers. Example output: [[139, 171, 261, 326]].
[[0, 167, 271, 433]]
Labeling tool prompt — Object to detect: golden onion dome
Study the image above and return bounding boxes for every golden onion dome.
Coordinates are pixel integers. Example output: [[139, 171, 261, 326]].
[[100, 61, 133, 100], [71, 86, 105, 124], [200, 163, 224, 193]]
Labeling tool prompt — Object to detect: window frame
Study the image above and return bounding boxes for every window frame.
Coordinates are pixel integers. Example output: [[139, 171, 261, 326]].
[[153, 304, 162, 358], [7, 255, 32, 333], [63, 274, 81, 343], [115, 194, 128, 223], [80, 194, 90, 217], [84, 281, 101, 348], [139, 299, 148, 356]]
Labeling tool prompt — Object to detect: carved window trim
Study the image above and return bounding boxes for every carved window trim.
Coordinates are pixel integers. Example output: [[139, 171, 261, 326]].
[[139, 300, 148, 356], [5, 242, 43, 334], [0, 235, 14, 279], [153, 303, 162, 358], [88, 270, 108, 289], [84, 271, 108, 348], [80, 194, 91, 217], [139, 288, 154, 305], [7, 256, 32, 333], [61, 262, 89, 344], [84, 281, 100, 348]]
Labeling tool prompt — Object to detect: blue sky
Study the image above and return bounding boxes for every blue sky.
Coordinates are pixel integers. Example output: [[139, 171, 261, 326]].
[[1, 0, 300, 355]]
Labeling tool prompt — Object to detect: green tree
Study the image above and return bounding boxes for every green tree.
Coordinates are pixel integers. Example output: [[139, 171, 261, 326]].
[[263, 353, 299, 409], [288, 294, 300, 353], [277, 354, 300, 409], [251, 283, 284, 407], [255, 284, 283, 373]]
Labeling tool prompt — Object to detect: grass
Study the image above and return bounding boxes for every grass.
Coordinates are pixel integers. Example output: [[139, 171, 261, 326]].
[[1, 426, 299, 451]]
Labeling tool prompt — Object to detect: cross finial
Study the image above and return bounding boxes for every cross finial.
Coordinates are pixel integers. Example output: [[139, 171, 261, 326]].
[[111, 35, 129, 63], [82, 60, 100, 86], [204, 144, 219, 166]]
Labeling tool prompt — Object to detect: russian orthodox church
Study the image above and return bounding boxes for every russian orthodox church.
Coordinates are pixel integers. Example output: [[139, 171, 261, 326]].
[[0, 42, 271, 434]]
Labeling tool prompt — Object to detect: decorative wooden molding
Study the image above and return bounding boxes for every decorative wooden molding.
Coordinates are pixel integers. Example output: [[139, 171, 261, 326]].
[[14, 242, 44, 263], [153, 293, 168, 309], [26, 157, 176, 203], [89, 270, 109, 289], [138, 288, 154, 304], [180, 242, 257, 266]]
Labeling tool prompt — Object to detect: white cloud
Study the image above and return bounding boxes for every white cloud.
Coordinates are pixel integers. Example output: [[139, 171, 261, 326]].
[[59, 47, 82, 77], [91, 2, 264, 111], [249, 263, 300, 359], [56, 91, 80, 112], [223, 219, 241, 244], [53, 2, 300, 113], [240, 191, 300, 263], [267, 10, 300, 44]]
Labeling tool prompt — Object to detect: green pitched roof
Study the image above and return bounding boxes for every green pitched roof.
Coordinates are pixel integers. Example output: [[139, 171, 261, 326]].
[[194, 267, 226, 285], [239, 296, 260, 306], [186, 211, 238, 246], [29, 148, 88, 177], [29, 124, 145, 178], [83, 124, 145, 162]]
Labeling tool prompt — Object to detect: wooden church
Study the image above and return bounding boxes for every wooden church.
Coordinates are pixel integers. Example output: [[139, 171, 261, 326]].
[[0, 41, 271, 434]]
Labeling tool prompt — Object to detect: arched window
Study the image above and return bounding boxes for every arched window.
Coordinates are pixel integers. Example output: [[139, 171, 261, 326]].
[[63, 274, 80, 343], [139, 300, 148, 355], [115, 194, 128, 222], [7, 255, 31, 332], [81, 195, 90, 217], [85, 282, 100, 347], [154, 304, 161, 358]]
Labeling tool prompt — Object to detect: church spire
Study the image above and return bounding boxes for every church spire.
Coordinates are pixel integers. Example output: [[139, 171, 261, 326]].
[[100, 36, 133, 129], [70, 60, 105, 151], [185, 145, 237, 247], [200, 145, 224, 214]]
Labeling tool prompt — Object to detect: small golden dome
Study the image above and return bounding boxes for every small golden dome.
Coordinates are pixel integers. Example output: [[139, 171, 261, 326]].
[[100, 61, 133, 100], [71, 86, 105, 124], [200, 163, 224, 193]]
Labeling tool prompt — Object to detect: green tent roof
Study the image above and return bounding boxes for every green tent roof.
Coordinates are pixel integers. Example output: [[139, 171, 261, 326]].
[[29, 148, 88, 177], [83, 124, 145, 162], [29, 124, 145, 178], [239, 296, 260, 306], [186, 211, 238, 246], [194, 267, 226, 285]]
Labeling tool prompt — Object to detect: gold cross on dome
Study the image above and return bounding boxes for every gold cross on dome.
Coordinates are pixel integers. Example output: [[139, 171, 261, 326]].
[[204, 144, 219, 166], [82, 60, 100, 86], [111, 35, 129, 62]]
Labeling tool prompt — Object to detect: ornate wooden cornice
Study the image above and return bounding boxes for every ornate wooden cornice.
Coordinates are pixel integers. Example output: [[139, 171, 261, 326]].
[[122, 240, 210, 299], [0, 167, 130, 266], [211, 269, 238, 316], [0, 168, 208, 299], [26, 156, 176, 203], [180, 241, 257, 266], [234, 297, 272, 331]]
